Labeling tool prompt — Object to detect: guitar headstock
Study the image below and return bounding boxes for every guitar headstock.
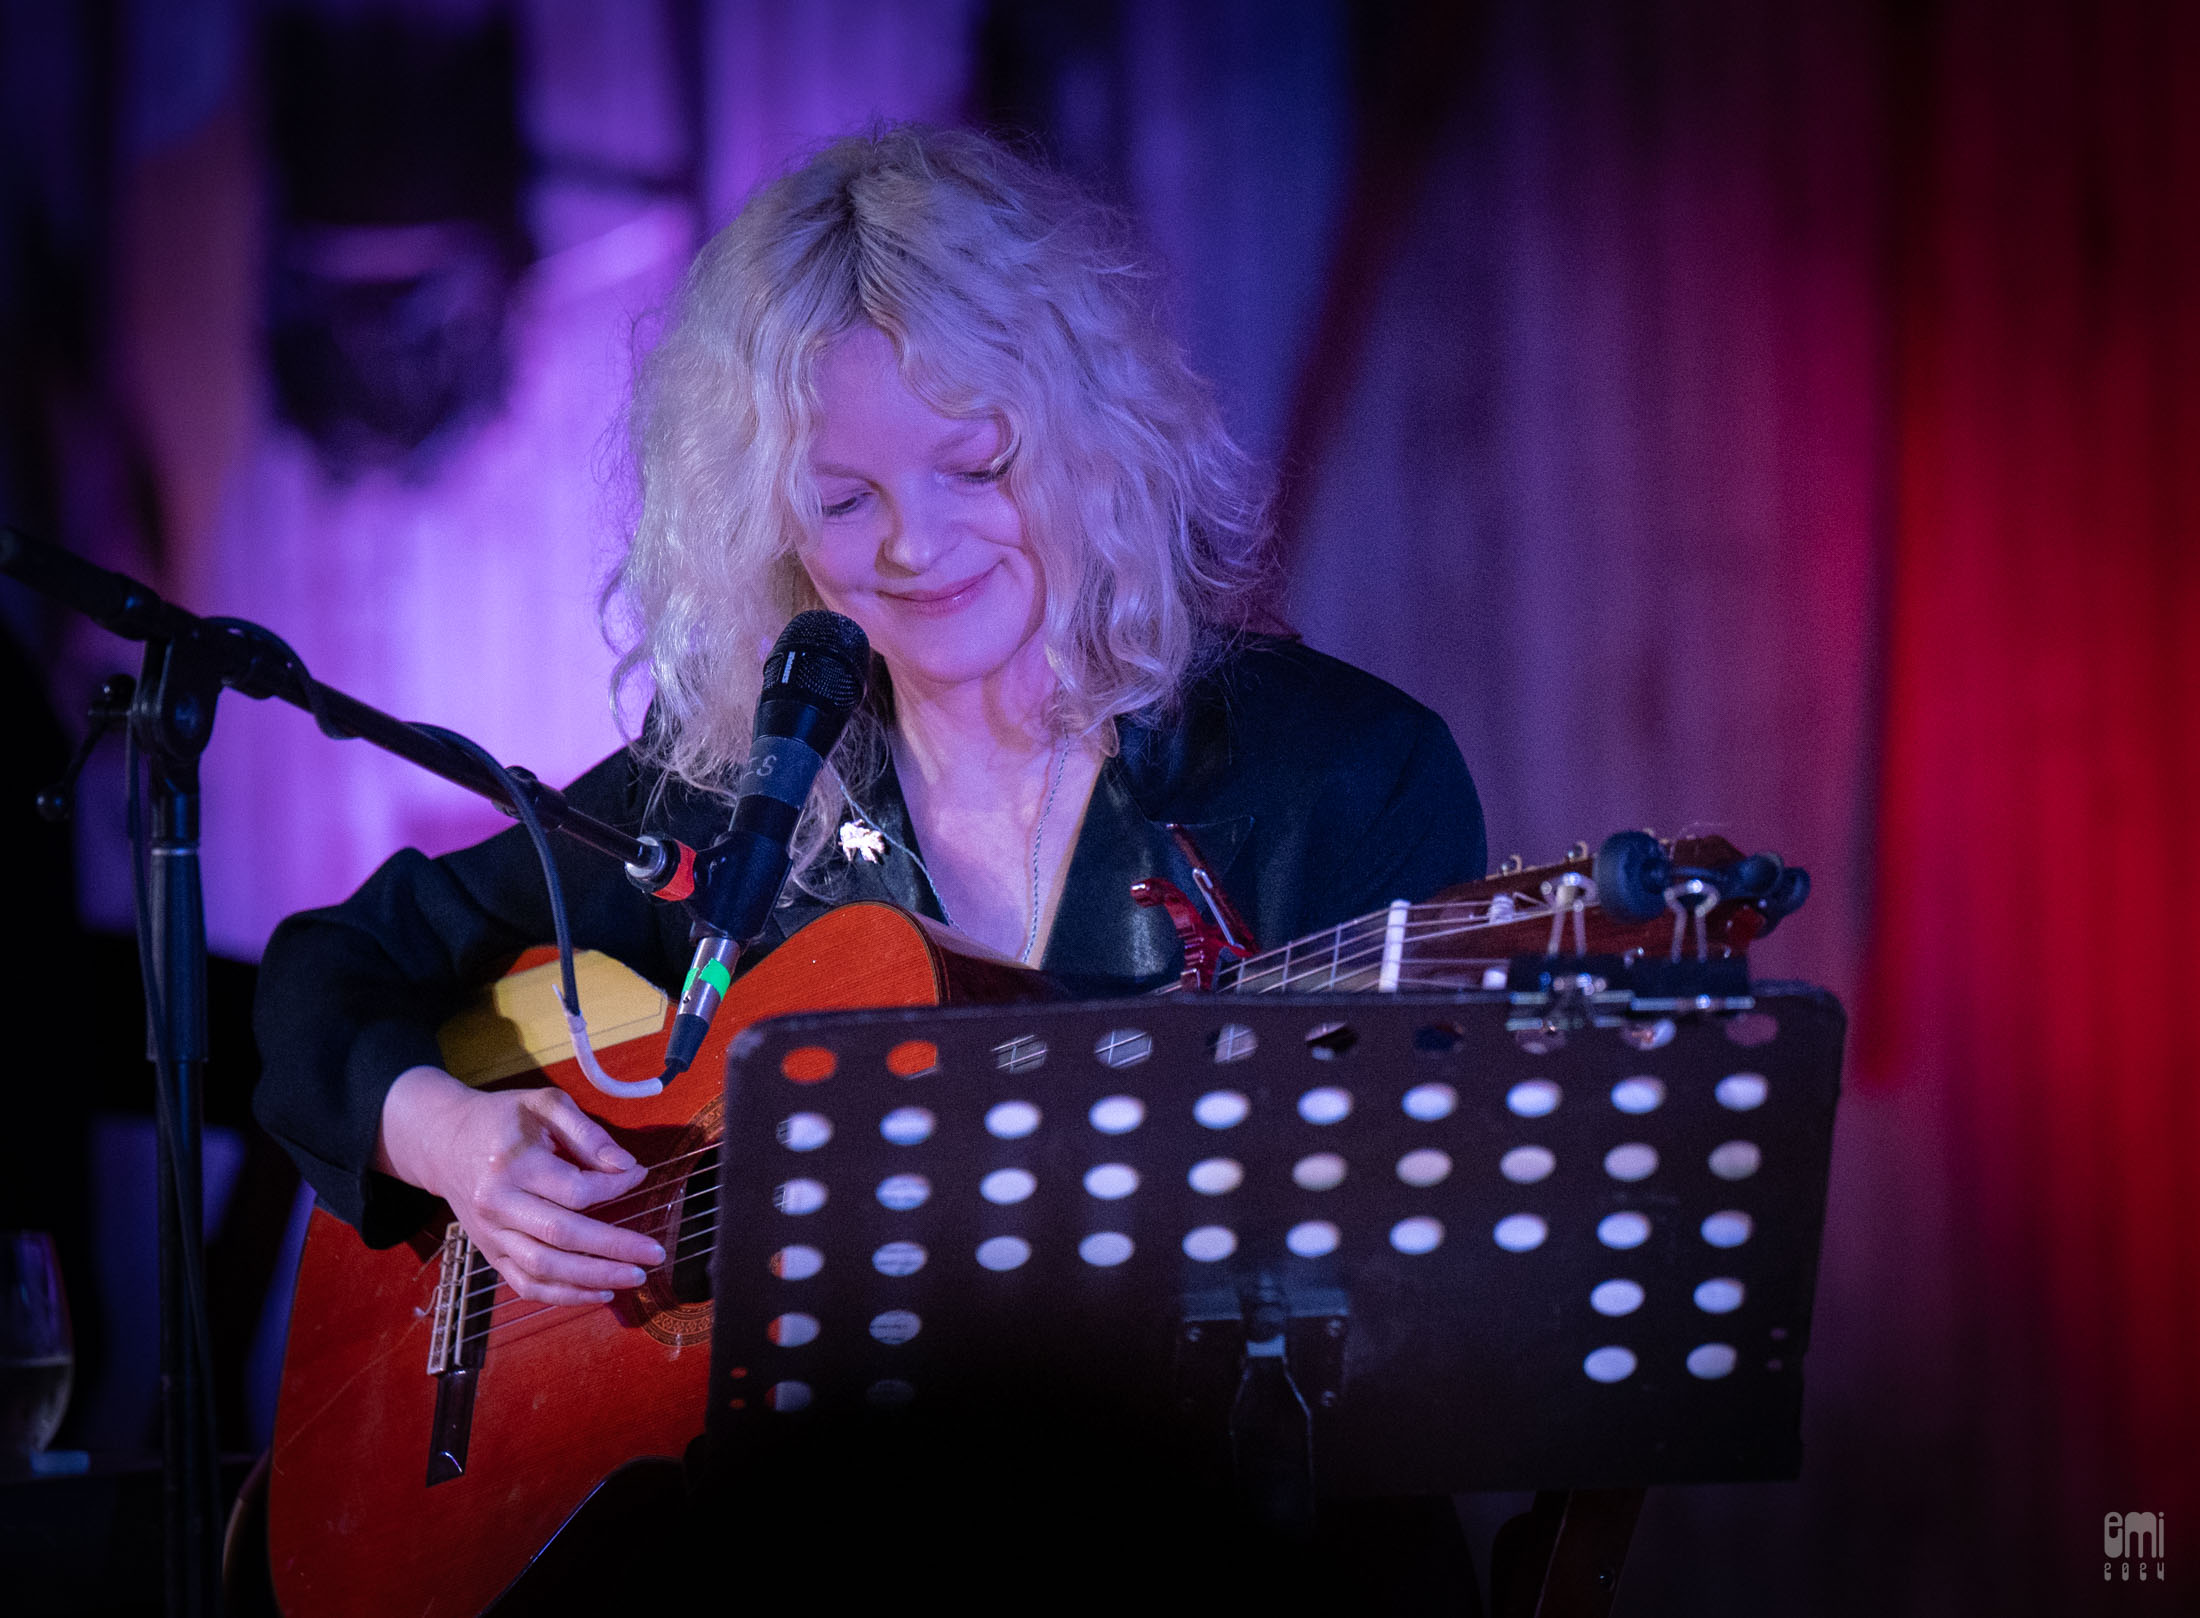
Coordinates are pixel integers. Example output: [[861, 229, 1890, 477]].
[[1428, 832, 1808, 965]]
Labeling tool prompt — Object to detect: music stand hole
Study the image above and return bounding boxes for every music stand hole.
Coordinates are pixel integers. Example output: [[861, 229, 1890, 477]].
[[1709, 1140, 1762, 1180], [1694, 1278, 1745, 1314], [1590, 1280, 1644, 1317], [1183, 1226, 1238, 1262], [1402, 1082, 1457, 1121], [1089, 1095, 1146, 1135], [872, 1241, 926, 1277], [994, 1035, 1048, 1073], [869, 1309, 921, 1345], [1389, 1216, 1444, 1255], [1194, 1090, 1250, 1129], [1305, 1022, 1358, 1060], [1493, 1214, 1548, 1252], [1286, 1220, 1340, 1258], [1292, 1153, 1347, 1191], [1582, 1347, 1637, 1384], [1687, 1343, 1739, 1379], [769, 1244, 822, 1281], [1297, 1086, 1353, 1125], [777, 1113, 831, 1152], [1095, 1028, 1154, 1068], [1208, 1023, 1258, 1063], [1413, 1022, 1465, 1054], [876, 1173, 930, 1211], [981, 1168, 1037, 1205], [1188, 1158, 1244, 1195], [886, 1040, 939, 1078], [1083, 1163, 1140, 1200], [880, 1106, 936, 1146], [1079, 1232, 1134, 1267], [1500, 1145, 1555, 1184], [1597, 1212, 1651, 1250], [1715, 1072, 1768, 1111], [1701, 1211, 1754, 1249], [780, 1046, 837, 1084], [767, 1312, 819, 1347]]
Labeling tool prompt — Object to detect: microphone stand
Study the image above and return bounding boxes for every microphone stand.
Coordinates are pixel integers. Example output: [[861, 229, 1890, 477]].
[[1, 527, 685, 1618]]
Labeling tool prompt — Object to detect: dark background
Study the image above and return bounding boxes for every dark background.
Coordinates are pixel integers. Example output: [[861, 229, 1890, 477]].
[[1, 2, 2193, 1613]]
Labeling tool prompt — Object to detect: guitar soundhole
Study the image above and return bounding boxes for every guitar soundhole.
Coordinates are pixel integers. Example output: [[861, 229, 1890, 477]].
[[671, 1159, 719, 1304]]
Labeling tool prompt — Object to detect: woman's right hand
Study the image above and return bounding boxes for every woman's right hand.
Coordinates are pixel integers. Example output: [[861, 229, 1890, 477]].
[[374, 1065, 663, 1305]]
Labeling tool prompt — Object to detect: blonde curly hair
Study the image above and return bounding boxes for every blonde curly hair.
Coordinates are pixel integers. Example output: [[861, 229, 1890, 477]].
[[609, 124, 1274, 864]]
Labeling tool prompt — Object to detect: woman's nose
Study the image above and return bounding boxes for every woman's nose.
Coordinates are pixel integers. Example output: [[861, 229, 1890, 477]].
[[878, 487, 956, 574]]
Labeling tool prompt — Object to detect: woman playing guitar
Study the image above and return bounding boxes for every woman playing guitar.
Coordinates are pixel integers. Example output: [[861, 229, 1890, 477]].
[[252, 125, 1488, 1610]]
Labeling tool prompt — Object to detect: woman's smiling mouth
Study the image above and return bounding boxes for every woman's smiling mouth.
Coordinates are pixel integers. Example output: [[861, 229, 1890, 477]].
[[883, 563, 1001, 615]]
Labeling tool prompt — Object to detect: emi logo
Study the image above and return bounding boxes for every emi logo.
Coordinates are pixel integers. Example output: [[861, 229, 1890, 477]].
[[2104, 1512, 2166, 1583]]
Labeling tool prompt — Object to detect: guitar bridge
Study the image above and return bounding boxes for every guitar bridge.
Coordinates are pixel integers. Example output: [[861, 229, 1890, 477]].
[[424, 1222, 496, 1486]]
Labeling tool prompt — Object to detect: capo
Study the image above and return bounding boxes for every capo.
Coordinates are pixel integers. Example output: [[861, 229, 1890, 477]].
[[1132, 825, 1261, 991]]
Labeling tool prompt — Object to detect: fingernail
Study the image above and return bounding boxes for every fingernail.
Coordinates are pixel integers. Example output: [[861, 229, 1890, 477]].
[[598, 1146, 635, 1169], [595, 1290, 616, 1304], [647, 1243, 667, 1266], [625, 1266, 648, 1287]]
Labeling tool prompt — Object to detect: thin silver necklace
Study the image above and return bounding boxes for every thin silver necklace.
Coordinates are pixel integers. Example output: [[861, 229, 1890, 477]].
[[844, 740, 1069, 964], [1021, 741, 1069, 964]]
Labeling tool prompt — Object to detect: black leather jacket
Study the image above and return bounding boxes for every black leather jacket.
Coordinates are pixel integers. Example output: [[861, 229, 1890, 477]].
[[253, 636, 1486, 1242]]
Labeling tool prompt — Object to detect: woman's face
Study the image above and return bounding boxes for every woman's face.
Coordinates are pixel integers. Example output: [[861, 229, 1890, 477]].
[[799, 326, 1043, 701]]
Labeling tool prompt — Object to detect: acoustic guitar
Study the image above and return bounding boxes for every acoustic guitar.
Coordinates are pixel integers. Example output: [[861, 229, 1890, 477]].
[[264, 836, 1785, 1616]]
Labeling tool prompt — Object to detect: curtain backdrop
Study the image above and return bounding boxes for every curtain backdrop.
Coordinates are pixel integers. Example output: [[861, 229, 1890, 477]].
[[1859, 0, 2200, 1611], [1288, 1, 2198, 1610]]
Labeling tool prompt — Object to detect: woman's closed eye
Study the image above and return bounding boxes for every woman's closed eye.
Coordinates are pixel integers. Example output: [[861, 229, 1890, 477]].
[[820, 489, 870, 519]]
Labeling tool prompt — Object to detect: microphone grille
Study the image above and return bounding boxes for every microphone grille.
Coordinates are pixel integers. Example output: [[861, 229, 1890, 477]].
[[764, 610, 870, 710]]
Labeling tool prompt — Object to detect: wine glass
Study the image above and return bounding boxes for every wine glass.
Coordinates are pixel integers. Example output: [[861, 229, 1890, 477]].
[[1, 1231, 74, 1468]]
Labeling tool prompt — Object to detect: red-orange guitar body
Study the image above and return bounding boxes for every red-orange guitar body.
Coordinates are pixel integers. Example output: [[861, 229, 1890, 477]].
[[266, 903, 1039, 1618]]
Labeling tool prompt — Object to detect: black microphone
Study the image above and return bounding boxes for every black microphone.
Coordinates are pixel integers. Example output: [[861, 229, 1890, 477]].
[[659, 611, 870, 1079]]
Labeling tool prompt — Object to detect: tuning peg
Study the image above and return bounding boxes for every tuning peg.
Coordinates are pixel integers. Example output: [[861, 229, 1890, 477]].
[[1593, 831, 1672, 923], [1758, 866, 1810, 931]]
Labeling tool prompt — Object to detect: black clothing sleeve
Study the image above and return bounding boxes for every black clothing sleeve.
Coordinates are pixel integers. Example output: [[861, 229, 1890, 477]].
[[250, 750, 704, 1243]]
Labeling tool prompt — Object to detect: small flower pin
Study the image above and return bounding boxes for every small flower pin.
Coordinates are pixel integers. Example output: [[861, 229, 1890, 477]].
[[839, 819, 886, 864]]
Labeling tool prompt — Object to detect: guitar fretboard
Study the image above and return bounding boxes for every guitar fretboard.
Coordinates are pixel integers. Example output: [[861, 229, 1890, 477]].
[[1193, 895, 1541, 996]]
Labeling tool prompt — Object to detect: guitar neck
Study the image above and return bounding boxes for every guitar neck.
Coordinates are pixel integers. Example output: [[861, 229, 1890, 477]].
[[1200, 834, 1768, 997], [1213, 898, 1512, 996]]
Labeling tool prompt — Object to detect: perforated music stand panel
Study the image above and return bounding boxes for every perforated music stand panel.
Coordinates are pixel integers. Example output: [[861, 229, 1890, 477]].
[[706, 989, 1842, 1493]]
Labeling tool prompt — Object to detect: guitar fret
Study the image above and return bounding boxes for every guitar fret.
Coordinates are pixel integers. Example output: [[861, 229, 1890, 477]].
[[1222, 898, 1531, 998]]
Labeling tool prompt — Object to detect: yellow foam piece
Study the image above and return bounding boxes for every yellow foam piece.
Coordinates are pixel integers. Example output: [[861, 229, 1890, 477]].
[[437, 950, 668, 1086]]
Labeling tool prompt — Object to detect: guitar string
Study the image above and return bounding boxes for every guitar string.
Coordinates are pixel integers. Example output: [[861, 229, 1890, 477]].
[[439, 898, 1601, 1354]]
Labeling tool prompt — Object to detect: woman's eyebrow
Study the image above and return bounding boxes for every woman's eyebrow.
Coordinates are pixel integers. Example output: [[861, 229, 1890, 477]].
[[931, 420, 993, 456]]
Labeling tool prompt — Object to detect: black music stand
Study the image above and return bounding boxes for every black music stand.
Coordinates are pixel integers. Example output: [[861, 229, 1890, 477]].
[[703, 987, 1841, 1614]]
